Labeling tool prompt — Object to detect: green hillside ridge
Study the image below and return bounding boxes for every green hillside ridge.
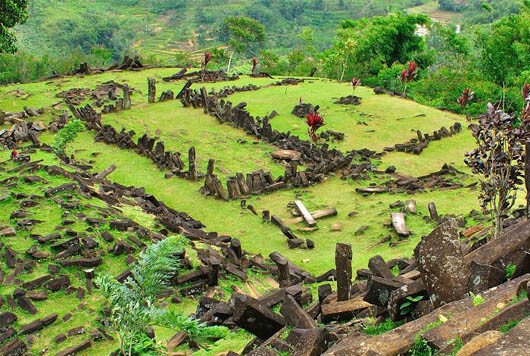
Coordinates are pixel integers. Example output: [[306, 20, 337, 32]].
[[15, 0, 426, 61], [0, 68, 483, 276]]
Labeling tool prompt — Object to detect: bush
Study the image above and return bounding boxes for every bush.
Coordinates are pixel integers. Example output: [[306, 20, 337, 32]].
[[407, 66, 505, 116], [51, 119, 85, 156], [376, 63, 406, 94]]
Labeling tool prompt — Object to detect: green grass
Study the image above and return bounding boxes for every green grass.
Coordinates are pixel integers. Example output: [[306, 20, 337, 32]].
[[363, 318, 404, 335], [0, 68, 498, 356], [0, 68, 481, 277], [499, 319, 519, 333], [228, 80, 465, 154], [102, 100, 284, 180], [65, 129, 481, 276], [406, 2, 463, 24], [0, 156, 231, 355]]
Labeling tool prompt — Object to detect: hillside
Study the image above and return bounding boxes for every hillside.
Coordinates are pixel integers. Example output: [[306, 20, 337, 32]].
[[3, 2, 530, 355], [0, 64, 493, 354], [15, 0, 426, 63]]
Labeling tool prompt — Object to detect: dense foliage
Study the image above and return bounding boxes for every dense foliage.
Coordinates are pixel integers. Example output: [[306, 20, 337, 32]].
[[0, 0, 424, 83], [51, 119, 85, 156], [465, 104, 527, 237], [0, 0, 28, 53], [1, 0, 530, 122], [96, 236, 228, 355]]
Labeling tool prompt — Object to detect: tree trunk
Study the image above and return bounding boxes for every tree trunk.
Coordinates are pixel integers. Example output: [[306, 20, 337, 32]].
[[339, 62, 346, 81], [525, 142, 530, 217], [227, 51, 235, 73]]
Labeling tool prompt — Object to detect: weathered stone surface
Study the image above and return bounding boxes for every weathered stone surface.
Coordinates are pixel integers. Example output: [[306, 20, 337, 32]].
[[0, 327, 16, 343], [59, 257, 102, 268], [415, 219, 468, 307], [335, 243, 352, 301], [464, 219, 530, 281], [321, 298, 372, 322], [324, 293, 473, 355], [232, 293, 285, 339], [22, 275, 52, 290], [67, 326, 86, 337], [272, 150, 301, 161], [291, 328, 329, 356], [388, 279, 427, 321], [42, 313, 58, 326], [423, 274, 530, 350], [0, 338, 27, 356], [363, 276, 403, 307], [55, 334, 67, 344], [17, 296, 38, 314], [280, 294, 317, 329], [391, 212, 410, 237], [45, 275, 71, 292], [167, 332, 187, 351], [19, 319, 43, 335], [56, 339, 92, 356], [44, 183, 76, 197], [470, 316, 530, 355], [0, 226, 16, 237], [467, 261, 505, 294], [368, 255, 393, 280], [288, 238, 305, 249], [0, 312, 17, 328], [455, 331, 503, 356]]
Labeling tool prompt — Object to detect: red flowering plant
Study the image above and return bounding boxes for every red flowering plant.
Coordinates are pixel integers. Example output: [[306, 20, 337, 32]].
[[457, 87, 474, 109], [306, 111, 325, 143], [201, 52, 212, 72], [351, 77, 361, 94], [399, 61, 418, 96]]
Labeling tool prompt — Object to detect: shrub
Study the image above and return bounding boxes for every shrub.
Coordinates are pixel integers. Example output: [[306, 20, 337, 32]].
[[51, 119, 85, 156]]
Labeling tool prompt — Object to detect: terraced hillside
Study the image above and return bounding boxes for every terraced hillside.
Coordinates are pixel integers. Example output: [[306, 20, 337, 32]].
[[14, 0, 433, 63], [0, 66, 493, 355]]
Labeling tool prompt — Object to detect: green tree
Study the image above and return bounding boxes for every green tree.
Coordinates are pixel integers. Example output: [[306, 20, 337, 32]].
[[220, 15, 266, 72], [476, 4, 530, 85], [323, 13, 429, 79], [0, 0, 28, 53], [96, 236, 228, 355]]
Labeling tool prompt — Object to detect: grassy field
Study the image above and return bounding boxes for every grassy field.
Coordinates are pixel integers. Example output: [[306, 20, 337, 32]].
[[0, 68, 484, 275], [227, 80, 466, 153], [0, 68, 491, 355]]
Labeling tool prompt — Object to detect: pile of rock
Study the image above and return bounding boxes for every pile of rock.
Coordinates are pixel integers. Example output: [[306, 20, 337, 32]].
[[384, 122, 463, 155]]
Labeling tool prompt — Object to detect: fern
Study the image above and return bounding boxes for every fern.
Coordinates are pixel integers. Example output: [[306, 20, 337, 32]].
[[158, 311, 229, 344], [95, 236, 186, 355], [130, 236, 183, 299]]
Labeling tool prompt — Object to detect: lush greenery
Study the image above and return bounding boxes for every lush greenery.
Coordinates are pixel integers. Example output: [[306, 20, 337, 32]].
[[96, 236, 229, 355], [51, 119, 85, 155], [96, 236, 185, 354], [363, 318, 404, 335], [1, 0, 425, 83], [440, 0, 525, 24], [3, 0, 529, 122], [0, 0, 28, 53]]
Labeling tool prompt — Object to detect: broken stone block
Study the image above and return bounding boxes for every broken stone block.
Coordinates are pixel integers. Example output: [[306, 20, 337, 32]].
[[232, 294, 285, 339], [415, 219, 468, 307]]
